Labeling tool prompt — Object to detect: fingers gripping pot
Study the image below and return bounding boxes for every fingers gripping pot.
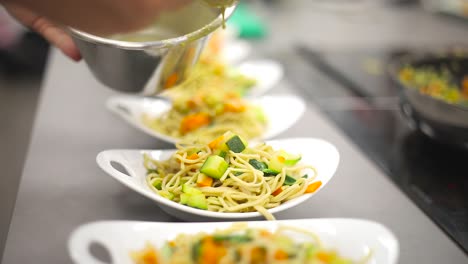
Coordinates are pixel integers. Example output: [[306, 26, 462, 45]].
[[69, 2, 237, 95]]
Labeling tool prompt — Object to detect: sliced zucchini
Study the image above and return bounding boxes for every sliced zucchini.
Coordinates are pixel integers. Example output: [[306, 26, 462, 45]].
[[218, 150, 227, 158], [186, 193, 208, 210], [180, 193, 190, 205], [200, 155, 229, 179], [268, 155, 285, 172], [151, 178, 163, 190], [226, 135, 246, 153], [248, 159, 268, 171], [278, 150, 302, 166], [182, 184, 202, 195], [263, 169, 280, 176], [284, 175, 297, 186]]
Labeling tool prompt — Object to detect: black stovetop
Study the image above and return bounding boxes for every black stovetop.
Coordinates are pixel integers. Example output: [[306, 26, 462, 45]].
[[286, 47, 468, 253]]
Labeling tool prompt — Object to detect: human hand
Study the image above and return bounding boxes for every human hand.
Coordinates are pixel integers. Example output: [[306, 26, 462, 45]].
[[1, 0, 192, 61]]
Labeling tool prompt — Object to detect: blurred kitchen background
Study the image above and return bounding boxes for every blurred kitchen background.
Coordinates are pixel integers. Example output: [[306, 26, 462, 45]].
[[1, 0, 468, 259]]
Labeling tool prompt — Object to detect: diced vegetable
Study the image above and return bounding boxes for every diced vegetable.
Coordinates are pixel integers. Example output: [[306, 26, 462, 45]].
[[213, 234, 252, 243], [180, 113, 211, 134], [248, 159, 268, 171], [151, 178, 163, 190], [187, 153, 199, 160], [305, 181, 322, 194], [284, 175, 297, 186], [268, 155, 285, 173], [200, 155, 229, 179], [180, 193, 190, 205], [226, 135, 246, 153], [278, 150, 302, 166], [182, 184, 203, 195], [218, 150, 227, 158], [274, 249, 289, 260], [187, 193, 208, 210], [263, 169, 279, 176], [250, 247, 267, 264], [191, 240, 202, 262], [209, 131, 234, 152], [224, 98, 246, 113], [208, 135, 224, 150], [272, 188, 283, 196], [159, 191, 174, 200], [197, 173, 214, 187]]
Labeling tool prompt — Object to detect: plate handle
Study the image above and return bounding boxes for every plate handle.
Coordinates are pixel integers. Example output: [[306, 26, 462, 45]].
[[96, 151, 139, 186], [69, 226, 114, 264]]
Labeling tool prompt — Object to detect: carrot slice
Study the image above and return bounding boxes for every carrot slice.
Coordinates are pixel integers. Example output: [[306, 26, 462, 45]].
[[208, 135, 224, 150], [274, 249, 289, 260], [187, 153, 199, 160], [317, 251, 332, 263], [223, 99, 246, 113], [305, 181, 322, 194], [180, 113, 211, 134], [272, 188, 283, 196]]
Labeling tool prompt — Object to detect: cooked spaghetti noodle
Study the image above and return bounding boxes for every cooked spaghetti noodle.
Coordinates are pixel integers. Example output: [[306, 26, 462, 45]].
[[131, 223, 369, 264], [142, 61, 265, 143], [143, 132, 321, 220]]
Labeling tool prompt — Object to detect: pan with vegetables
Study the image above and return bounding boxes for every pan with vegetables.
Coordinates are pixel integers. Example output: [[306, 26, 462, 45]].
[[389, 50, 468, 146]]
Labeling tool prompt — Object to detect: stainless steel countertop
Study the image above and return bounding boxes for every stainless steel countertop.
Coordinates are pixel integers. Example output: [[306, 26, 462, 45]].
[[3, 1, 468, 263]]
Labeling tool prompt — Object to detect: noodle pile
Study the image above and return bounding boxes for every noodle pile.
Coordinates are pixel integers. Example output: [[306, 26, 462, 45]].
[[143, 132, 321, 220], [131, 223, 368, 264], [142, 60, 266, 143]]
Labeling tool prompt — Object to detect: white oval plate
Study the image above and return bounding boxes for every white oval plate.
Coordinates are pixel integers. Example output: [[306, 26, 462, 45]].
[[69, 219, 399, 264], [238, 59, 284, 97], [221, 40, 252, 64], [106, 94, 304, 144], [96, 138, 339, 221]]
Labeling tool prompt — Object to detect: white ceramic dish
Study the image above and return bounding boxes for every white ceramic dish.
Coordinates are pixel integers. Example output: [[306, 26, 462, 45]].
[[96, 138, 339, 221], [69, 218, 399, 264], [106, 94, 304, 144], [237, 59, 284, 97], [221, 40, 252, 64]]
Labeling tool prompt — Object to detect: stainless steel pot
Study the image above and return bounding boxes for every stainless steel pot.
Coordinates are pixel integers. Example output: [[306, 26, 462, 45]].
[[69, 2, 237, 95]]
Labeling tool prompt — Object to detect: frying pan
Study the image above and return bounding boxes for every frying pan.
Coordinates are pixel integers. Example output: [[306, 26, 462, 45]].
[[388, 50, 468, 146]]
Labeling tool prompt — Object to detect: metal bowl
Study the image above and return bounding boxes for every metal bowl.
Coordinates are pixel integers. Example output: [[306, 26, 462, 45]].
[[389, 50, 468, 146], [69, 2, 237, 95]]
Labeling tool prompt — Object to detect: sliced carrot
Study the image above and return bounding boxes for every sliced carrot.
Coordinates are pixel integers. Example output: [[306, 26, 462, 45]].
[[187, 95, 203, 109], [317, 251, 332, 263], [274, 249, 289, 260], [200, 237, 226, 264], [164, 73, 179, 89], [187, 153, 199, 160], [197, 174, 213, 187], [272, 188, 283, 196], [223, 99, 246, 113], [259, 230, 272, 237], [180, 113, 211, 134], [208, 135, 224, 150], [141, 249, 158, 264], [250, 247, 267, 264], [305, 181, 322, 194]]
